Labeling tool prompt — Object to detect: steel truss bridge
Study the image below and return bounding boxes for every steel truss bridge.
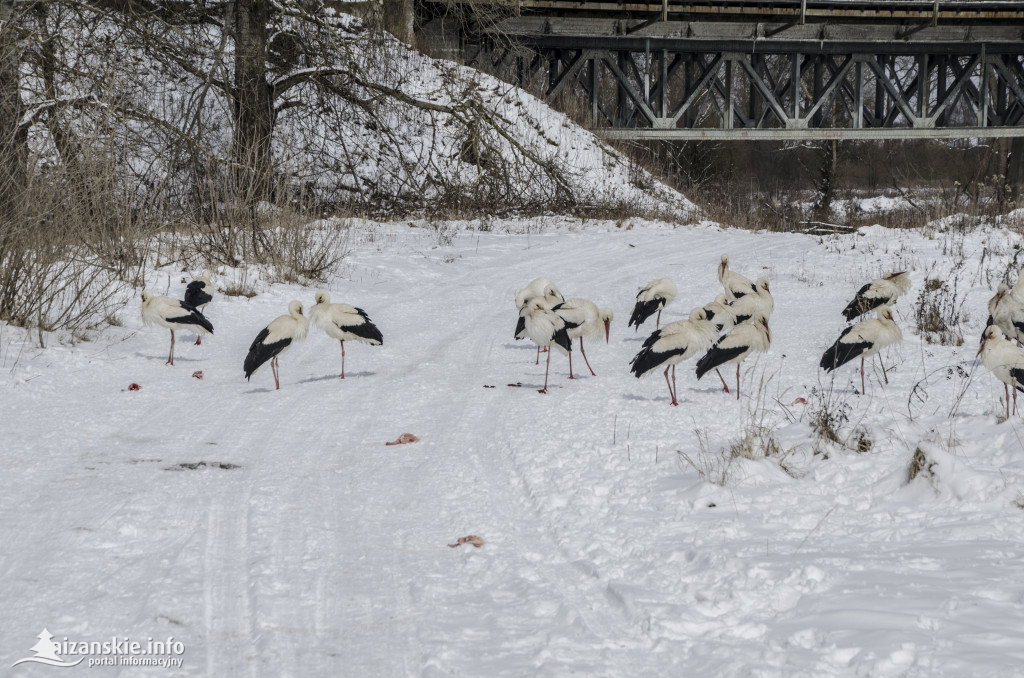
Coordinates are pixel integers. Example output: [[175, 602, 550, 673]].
[[432, 0, 1024, 139]]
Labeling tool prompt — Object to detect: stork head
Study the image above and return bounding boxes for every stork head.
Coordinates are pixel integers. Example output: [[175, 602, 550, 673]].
[[979, 325, 1002, 356], [599, 308, 614, 343], [289, 300, 304, 317], [756, 277, 771, 293], [314, 290, 331, 305], [525, 297, 546, 314], [544, 283, 563, 304], [140, 290, 152, 303], [994, 283, 1010, 309], [198, 269, 213, 284], [719, 254, 729, 277], [885, 271, 911, 295], [877, 305, 894, 322], [689, 307, 708, 322], [714, 293, 729, 305]]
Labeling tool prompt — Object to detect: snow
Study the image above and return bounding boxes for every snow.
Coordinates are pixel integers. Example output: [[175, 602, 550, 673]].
[[4, 217, 1024, 676]]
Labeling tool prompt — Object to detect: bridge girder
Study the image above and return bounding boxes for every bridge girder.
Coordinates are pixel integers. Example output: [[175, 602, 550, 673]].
[[461, 12, 1024, 139]]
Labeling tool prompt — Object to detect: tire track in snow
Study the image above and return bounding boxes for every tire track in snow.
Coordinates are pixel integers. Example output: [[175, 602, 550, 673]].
[[203, 485, 256, 678]]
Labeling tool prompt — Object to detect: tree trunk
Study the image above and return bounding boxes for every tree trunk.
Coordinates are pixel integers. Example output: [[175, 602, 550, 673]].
[[0, 0, 26, 216], [231, 0, 275, 205], [382, 0, 414, 44], [812, 139, 839, 221]]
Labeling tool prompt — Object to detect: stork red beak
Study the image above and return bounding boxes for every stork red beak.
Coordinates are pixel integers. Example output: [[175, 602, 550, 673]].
[[995, 293, 1004, 309], [977, 340, 985, 357], [604, 320, 610, 343]]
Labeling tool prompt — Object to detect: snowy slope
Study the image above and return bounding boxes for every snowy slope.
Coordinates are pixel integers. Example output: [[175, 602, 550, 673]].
[[3, 218, 1024, 676]]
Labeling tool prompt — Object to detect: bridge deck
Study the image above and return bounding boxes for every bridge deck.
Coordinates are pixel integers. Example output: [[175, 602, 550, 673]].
[[433, 0, 1024, 139], [507, 0, 1024, 21]]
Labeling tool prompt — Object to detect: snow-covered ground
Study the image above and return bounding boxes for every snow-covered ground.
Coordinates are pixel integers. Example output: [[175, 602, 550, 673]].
[[3, 218, 1024, 676]]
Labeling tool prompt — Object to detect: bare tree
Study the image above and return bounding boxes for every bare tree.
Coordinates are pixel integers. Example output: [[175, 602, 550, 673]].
[[0, 0, 26, 215]]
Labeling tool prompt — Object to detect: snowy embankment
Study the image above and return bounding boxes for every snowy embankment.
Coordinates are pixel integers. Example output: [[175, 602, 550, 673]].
[[3, 217, 1024, 676]]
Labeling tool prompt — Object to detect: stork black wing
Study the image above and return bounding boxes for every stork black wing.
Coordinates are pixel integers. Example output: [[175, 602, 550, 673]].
[[185, 280, 212, 309]]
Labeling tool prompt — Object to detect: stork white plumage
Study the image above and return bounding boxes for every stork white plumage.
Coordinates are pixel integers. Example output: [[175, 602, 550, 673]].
[[701, 293, 742, 391], [310, 291, 383, 379], [629, 277, 677, 330], [140, 290, 214, 365], [184, 270, 214, 345], [702, 294, 737, 334], [552, 298, 613, 378], [820, 306, 902, 394], [729, 277, 774, 324], [718, 254, 755, 301], [520, 297, 573, 393], [695, 313, 771, 399], [841, 271, 911, 321], [978, 325, 1024, 417], [986, 283, 1024, 345], [244, 300, 309, 390], [630, 307, 719, 405], [514, 277, 564, 362], [515, 277, 563, 313]]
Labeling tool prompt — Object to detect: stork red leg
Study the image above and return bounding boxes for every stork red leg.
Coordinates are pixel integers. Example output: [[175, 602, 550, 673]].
[[1014, 384, 1018, 416], [272, 356, 280, 390], [195, 336, 202, 346], [340, 339, 346, 379], [568, 348, 575, 379], [579, 337, 596, 376], [663, 365, 678, 406], [672, 364, 678, 405], [1006, 383, 1011, 419], [538, 345, 552, 394], [167, 330, 175, 366], [736, 362, 741, 400], [716, 368, 730, 393]]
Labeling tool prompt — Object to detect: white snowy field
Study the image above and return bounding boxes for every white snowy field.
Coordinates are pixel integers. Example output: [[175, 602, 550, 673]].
[[4, 218, 1024, 677]]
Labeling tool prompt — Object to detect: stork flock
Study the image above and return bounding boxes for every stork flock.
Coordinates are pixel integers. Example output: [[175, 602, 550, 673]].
[[141, 272, 383, 390], [514, 255, 912, 404], [139, 256, 1024, 416]]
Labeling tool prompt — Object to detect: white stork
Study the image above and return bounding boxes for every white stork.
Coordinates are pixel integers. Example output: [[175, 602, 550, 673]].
[[841, 271, 911, 321], [978, 325, 1024, 417], [552, 298, 613, 378], [515, 277, 563, 313], [702, 294, 737, 334], [184, 270, 214, 345], [820, 305, 902, 395], [695, 313, 771, 399], [310, 291, 383, 379], [629, 277, 677, 330], [244, 300, 309, 390], [986, 283, 1024, 345], [630, 307, 718, 406], [718, 254, 755, 301], [520, 297, 573, 393], [140, 290, 214, 365], [729, 277, 774, 324], [514, 277, 564, 362]]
